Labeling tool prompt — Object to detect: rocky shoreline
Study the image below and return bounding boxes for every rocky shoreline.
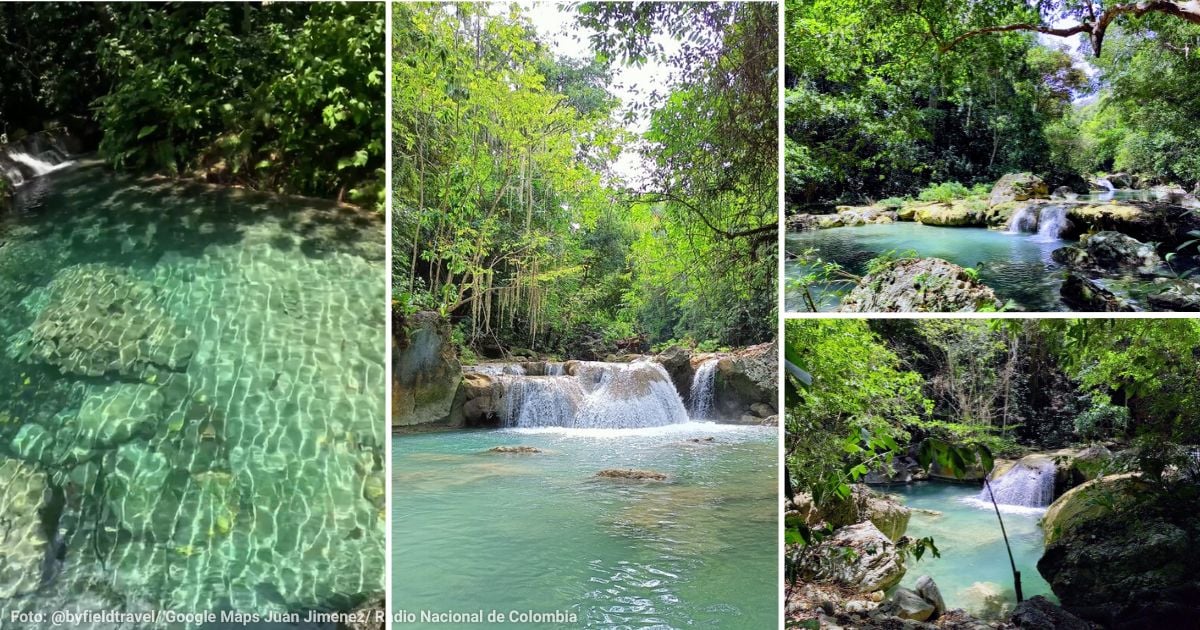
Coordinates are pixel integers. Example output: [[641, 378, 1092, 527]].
[[788, 172, 1200, 311]]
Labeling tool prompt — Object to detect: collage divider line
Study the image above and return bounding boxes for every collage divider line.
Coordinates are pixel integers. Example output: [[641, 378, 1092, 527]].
[[775, 0, 787, 627], [383, 0, 394, 623]]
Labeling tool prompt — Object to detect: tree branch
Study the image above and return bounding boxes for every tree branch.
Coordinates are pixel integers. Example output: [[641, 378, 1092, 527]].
[[938, 1, 1200, 57]]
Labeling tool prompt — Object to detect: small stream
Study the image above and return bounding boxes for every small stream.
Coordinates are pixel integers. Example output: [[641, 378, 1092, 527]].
[[890, 482, 1055, 619]]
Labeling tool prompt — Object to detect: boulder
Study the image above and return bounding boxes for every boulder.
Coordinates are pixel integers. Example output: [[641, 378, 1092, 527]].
[[837, 258, 1002, 313], [788, 214, 820, 231], [792, 521, 906, 593], [990, 173, 1049, 207], [1041, 473, 1148, 545], [0, 458, 52, 599], [1059, 272, 1134, 312], [1077, 231, 1161, 272], [897, 205, 918, 221], [817, 215, 846, 229], [1009, 596, 1091, 630], [1065, 203, 1200, 247], [1069, 445, 1112, 481], [1039, 500, 1200, 626], [1152, 185, 1189, 203], [460, 372, 500, 426], [394, 311, 461, 428], [913, 202, 986, 227], [487, 446, 541, 454], [1107, 172, 1133, 188], [915, 575, 946, 617], [1147, 279, 1200, 312], [654, 345, 694, 401], [881, 587, 935, 622], [713, 342, 777, 419], [1052, 186, 1074, 199], [804, 486, 911, 542]]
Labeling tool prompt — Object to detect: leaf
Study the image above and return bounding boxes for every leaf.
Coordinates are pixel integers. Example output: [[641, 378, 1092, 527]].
[[136, 124, 158, 139]]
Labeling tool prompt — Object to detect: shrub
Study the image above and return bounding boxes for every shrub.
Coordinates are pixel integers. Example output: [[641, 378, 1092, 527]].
[[917, 182, 972, 203]]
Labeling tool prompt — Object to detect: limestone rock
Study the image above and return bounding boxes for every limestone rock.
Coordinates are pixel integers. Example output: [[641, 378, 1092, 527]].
[[792, 522, 906, 593], [713, 342, 777, 419], [816, 485, 911, 542], [914, 202, 986, 227], [1009, 595, 1090, 630], [1059, 272, 1134, 312], [654, 345, 694, 401], [595, 468, 667, 481], [960, 581, 1011, 620], [882, 587, 935, 621], [8, 264, 194, 377], [1052, 231, 1162, 273], [1147, 279, 1200, 312], [990, 173, 1049, 206], [393, 311, 461, 428], [487, 446, 541, 454], [838, 257, 1002, 313], [915, 575, 946, 617], [69, 383, 165, 450], [1041, 473, 1149, 545], [1107, 172, 1132, 188], [0, 458, 52, 599]]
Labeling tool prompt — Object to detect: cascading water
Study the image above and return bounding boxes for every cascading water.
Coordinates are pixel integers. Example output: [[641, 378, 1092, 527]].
[[0, 136, 75, 188], [1032, 204, 1068, 242], [497, 360, 689, 429], [1004, 205, 1038, 234], [977, 458, 1056, 508], [689, 358, 719, 420]]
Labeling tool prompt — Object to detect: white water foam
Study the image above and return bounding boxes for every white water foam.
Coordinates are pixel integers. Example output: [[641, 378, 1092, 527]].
[[688, 358, 719, 420], [498, 360, 690, 429], [1032, 205, 1068, 242], [8, 150, 73, 178], [1004, 204, 1038, 234]]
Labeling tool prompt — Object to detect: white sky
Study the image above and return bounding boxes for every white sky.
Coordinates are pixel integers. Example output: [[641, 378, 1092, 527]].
[[519, 2, 682, 188]]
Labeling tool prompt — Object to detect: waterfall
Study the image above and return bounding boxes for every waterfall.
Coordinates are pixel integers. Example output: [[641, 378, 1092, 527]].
[[1004, 205, 1038, 234], [0, 137, 75, 188], [1032, 205, 1068, 241], [497, 360, 689, 429], [978, 458, 1056, 508], [689, 358, 719, 420], [1096, 178, 1114, 192]]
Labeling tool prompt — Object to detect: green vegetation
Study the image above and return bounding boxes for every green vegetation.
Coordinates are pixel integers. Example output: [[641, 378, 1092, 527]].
[[394, 3, 776, 357], [0, 2, 383, 205], [785, 0, 1200, 207]]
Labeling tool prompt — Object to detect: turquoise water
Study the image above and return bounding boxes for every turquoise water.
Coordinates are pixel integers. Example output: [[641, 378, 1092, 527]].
[[393, 424, 778, 628], [786, 223, 1071, 312], [0, 164, 385, 625], [891, 483, 1055, 619]]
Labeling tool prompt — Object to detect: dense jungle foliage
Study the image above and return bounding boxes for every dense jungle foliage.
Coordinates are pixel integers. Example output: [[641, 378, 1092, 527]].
[[0, 2, 384, 205], [784, 318, 1200, 510], [394, 3, 777, 358], [785, 0, 1200, 207]]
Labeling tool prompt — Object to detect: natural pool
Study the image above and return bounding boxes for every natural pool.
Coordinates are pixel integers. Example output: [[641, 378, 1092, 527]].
[[890, 482, 1055, 619], [786, 223, 1073, 312], [393, 424, 778, 629], [0, 163, 385, 625]]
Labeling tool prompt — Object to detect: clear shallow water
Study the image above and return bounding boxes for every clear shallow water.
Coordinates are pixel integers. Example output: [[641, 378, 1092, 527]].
[[393, 424, 778, 629], [0, 164, 385, 626], [786, 223, 1072, 312], [891, 483, 1055, 618]]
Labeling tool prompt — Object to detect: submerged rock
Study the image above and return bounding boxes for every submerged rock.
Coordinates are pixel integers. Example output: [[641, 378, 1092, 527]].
[[486, 445, 542, 454], [838, 258, 1002, 313], [792, 521, 905, 593], [595, 468, 668, 481], [7, 263, 194, 377], [0, 458, 52, 599], [961, 581, 1011, 620], [990, 173, 1049, 206]]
